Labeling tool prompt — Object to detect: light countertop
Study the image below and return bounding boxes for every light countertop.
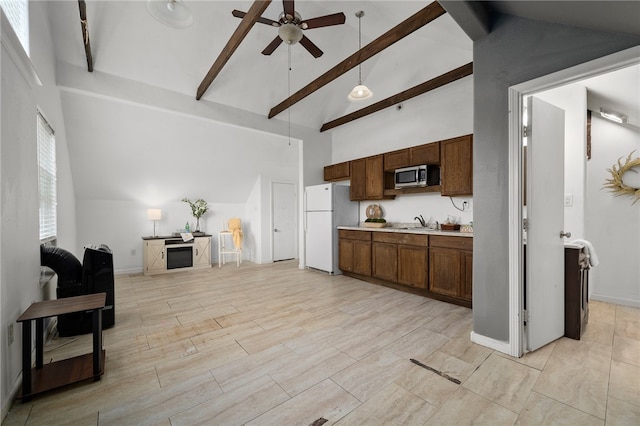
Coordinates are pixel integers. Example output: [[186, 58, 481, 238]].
[[338, 225, 473, 238]]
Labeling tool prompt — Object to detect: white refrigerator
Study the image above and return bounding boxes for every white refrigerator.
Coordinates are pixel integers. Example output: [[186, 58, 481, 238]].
[[304, 183, 359, 274]]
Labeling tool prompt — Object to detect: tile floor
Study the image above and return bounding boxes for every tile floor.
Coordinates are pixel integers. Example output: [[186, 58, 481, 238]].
[[3, 260, 639, 425]]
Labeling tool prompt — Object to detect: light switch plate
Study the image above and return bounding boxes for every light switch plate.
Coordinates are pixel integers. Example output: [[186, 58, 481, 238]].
[[564, 194, 573, 206]]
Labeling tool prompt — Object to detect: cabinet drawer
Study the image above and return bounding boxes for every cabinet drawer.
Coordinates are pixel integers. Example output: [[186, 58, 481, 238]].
[[339, 230, 372, 241], [429, 235, 473, 250], [373, 232, 428, 246]]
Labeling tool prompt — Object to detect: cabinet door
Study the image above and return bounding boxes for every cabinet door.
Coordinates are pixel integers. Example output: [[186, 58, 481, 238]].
[[144, 240, 166, 273], [462, 250, 473, 301], [441, 135, 473, 196], [193, 237, 211, 266], [338, 239, 355, 272], [410, 142, 440, 165], [398, 245, 428, 289], [372, 242, 397, 282], [350, 158, 367, 201], [353, 241, 372, 276], [366, 155, 385, 199], [429, 247, 460, 297], [324, 162, 350, 181], [384, 149, 410, 171]]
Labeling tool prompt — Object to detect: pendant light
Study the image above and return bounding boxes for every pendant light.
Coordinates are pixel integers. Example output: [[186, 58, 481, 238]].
[[348, 11, 373, 102], [146, 0, 193, 29]]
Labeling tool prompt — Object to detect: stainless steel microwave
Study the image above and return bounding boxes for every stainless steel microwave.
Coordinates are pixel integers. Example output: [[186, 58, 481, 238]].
[[395, 165, 440, 188]]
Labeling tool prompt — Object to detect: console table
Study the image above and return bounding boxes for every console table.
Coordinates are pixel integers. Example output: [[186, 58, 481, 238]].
[[17, 293, 106, 400]]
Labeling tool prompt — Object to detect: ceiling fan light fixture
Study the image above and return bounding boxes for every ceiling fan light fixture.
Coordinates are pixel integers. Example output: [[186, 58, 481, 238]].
[[278, 23, 303, 45], [348, 84, 373, 101], [146, 0, 193, 29]]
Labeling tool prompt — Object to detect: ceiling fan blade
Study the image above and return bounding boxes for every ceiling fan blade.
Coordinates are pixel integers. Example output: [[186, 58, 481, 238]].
[[283, 0, 295, 20], [299, 35, 323, 58], [262, 36, 284, 55], [232, 9, 280, 27], [301, 12, 346, 29]]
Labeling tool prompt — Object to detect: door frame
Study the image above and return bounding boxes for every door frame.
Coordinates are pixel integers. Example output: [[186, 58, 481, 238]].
[[507, 46, 640, 357]]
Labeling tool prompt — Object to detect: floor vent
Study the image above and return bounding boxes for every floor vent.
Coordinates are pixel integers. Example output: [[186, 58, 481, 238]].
[[310, 418, 328, 426], [410, 358, 461, 384]]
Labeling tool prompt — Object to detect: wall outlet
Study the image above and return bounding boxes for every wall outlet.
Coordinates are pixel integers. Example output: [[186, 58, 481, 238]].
[[130, 249, 136, 256], [8, 322, 14, 345], [463, 199, 472, 212], [564, 194, 573, 206]]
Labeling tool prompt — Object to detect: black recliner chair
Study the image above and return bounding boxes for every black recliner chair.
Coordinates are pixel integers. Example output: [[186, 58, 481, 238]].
[[41, 244, 115, 336]]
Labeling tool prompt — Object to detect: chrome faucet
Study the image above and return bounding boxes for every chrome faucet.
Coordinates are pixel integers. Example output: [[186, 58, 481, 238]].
[[414, 215, 426, 227]]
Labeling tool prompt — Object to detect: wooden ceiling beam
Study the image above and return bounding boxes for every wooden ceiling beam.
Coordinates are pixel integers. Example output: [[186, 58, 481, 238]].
[[78, 0, 93, 72], [320, 62, 473, 132], [268, 1, 446, 119], [196, 0, 272, 100]]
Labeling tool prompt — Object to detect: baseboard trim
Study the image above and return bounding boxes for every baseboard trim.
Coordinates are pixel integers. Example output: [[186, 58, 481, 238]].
[[470, 331, 513, 356], [590, 294, 640, 309]]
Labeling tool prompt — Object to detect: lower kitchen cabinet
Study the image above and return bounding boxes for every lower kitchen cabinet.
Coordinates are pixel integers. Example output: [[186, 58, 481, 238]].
[[339, 229, 471, 307], [372, 232, 428, 289], [428, 235, 472, 306], [398, 245, 428, 289], [338, 230, 372, 276]]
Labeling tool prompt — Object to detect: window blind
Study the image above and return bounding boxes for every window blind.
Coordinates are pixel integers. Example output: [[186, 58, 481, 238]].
[[0, 0, 29, 55], [37, 112, 56, 242]]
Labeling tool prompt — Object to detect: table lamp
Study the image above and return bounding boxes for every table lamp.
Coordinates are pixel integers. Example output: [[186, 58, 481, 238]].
[[147, 209, 162, 237]]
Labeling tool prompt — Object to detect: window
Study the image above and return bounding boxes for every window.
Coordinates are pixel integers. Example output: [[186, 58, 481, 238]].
[[37, 112, 56, 242], [0, 0, 29, 55]]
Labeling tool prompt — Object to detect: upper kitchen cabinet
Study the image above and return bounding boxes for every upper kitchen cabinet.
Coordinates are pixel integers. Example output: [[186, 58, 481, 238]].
[[350, 155, 394, 201], [384, 142, 440, 172], [384, 149, 410, 171], [441, 135, 473, 196], [410, 142, 440, 165], [323, 161, 350, 182]]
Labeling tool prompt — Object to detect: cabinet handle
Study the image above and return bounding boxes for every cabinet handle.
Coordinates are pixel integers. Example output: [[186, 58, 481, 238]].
[[162, 251, 164, 259], [196, 249, 199, 256]]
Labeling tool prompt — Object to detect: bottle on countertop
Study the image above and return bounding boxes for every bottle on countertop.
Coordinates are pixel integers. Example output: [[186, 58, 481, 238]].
[[185, 222, 190, 232]]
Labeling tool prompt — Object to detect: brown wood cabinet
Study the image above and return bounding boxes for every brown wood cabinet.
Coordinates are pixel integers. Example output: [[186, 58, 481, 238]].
[[323, 161, 350, 182], [411, 142, 440, 165], [441, 135, 473, 196], [338, 230, 372, 276], [350, 155, 393, 201], [428, 235, 472, 306], [371, 232, 428, 289], [384, 149, 410, 171]]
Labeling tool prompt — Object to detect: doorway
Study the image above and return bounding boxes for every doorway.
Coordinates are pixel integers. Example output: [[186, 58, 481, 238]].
[[272, 182, 297, 261], [507, 46, 640, 357]]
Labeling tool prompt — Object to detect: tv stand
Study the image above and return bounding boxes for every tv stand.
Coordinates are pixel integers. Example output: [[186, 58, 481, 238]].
[[142, 235, 211, 275]]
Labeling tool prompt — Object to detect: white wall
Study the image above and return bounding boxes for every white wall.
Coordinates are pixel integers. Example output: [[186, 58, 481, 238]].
[[0, 3, 76, 416], [331, 77, 474, 226], [587, 115, 640, 306]]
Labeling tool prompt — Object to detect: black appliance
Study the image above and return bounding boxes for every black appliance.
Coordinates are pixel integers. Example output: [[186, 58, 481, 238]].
[[40, 244, 115, 336]]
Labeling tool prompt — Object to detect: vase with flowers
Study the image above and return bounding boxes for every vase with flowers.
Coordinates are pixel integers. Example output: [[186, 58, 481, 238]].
[[182, 198, 209, 232]]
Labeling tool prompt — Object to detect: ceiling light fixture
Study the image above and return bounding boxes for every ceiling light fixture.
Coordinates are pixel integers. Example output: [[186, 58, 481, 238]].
[[146, 0, 193, 29], [600, 107, 628, 124], [348, 11, 373, 102]]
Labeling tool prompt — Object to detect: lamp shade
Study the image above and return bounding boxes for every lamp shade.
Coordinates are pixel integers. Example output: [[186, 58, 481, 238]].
[[146, 0, 193, 29], [348, 84, 373, 102], [147, 209, 162, 221]]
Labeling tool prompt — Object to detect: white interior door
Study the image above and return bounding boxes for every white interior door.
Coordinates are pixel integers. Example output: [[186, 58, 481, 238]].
[[273, 182, 297, 261], [526, 96, 567, 352]]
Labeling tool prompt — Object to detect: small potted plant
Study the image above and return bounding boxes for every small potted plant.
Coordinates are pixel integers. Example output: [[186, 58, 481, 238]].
[[182, 198, 209, 233]]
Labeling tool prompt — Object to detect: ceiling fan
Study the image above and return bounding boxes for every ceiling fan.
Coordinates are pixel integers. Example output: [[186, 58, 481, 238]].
[[232, 0, 346, 58]]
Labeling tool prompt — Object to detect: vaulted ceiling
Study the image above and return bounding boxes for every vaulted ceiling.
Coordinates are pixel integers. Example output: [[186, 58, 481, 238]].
[[47, 1, 639, 131]]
